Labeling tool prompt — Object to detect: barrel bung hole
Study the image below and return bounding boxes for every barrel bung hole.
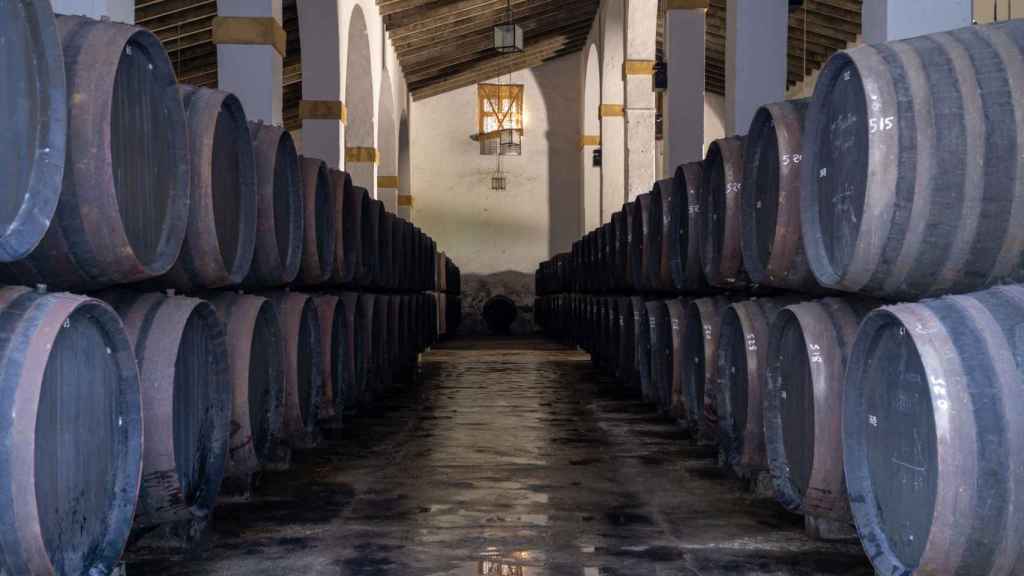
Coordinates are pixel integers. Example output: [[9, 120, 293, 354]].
[[36, 307, 124, 574]]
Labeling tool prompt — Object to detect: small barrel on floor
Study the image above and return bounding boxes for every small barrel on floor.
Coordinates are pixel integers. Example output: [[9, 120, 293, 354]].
[[0, 287, 142, 576]]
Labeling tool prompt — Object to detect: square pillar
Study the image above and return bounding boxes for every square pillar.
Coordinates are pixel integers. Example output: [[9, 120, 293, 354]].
[[216, 0, 284, 126], [726, 0, 787, 135], [862, 0, 972, 43], [51, 0, 134, 23], [297, 4, 345, 168], [600, 107, 626, 222], [624, 0, 658, 201], [665, 6, 706, 170]]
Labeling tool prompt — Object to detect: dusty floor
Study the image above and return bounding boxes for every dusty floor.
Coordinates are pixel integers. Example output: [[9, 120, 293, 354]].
[[127, 337, 872, 575]]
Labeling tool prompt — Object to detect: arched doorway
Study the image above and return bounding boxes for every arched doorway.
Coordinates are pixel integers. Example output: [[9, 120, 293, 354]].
[[344, 5, 375, 196]]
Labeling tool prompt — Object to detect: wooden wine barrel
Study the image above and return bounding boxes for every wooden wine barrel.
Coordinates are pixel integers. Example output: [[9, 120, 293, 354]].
[[665, 298, 689, 420], [610, 211, 627, 291], [645, 300, 673, 408], [717, 297, 796, 478], [354, 293, 376, 406], [649, 179, 675, 291], [670, 162, 707, 292], [393, 219, 409, 292], [374, 294, 392, 390], [616, 297, 636, 387], [742, 99, 819, 292], [106, 292, 231, 534], [296, 157, 335, 285], [634, 296, 654, 397], [0, 0, 65, 262], [683, 296, 730, 444], [0, 16, 189, 291], [628, 196, 650, 291], [210, 293, 286, 490], [802, 21, 1024, 299], [242, 123, 302, 288], [701, 136, 748, 289], [337, 293, 359, 412], [765, 298, 873, 523], [338, 173, 362, 285], [0, 288, 141, 576], [358, 194, 381, 288], [312, 295, 340, 424], [379, 210, 394, 291], [268, 292, 322, 450], [154, 86, 257, 291], [844, 284, 1024, 575], [605, 298, 620, 372]]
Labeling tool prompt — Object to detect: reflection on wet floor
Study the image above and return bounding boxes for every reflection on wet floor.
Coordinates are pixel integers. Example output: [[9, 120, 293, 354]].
[[126, 338, 872, 575]]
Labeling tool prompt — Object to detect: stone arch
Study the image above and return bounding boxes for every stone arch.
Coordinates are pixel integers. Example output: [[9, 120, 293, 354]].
[[582, 41, 602, 232], [344, 3, 376, 195], [377, 69, 398, 213]]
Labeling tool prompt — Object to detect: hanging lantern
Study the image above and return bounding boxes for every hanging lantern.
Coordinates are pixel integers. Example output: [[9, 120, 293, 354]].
[[491, 171, 508, 191], [493, 23, 524, 53]]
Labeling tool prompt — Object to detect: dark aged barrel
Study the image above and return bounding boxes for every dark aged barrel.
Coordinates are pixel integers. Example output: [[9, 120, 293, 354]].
[[611, 211, 627, 291], [326, 169, 347, 284], [0, 287, 141, 575], [0, 0, 65, 262], [0, 16, 189, 290], [374, 294, 392, 390], [359, 193, 381, 288], [107, 292, 231, 534], [354, 293, 376, 407], [211, 293, 286, 490], [268, 292, 322, 450], [635, 297, 654, 398], [702, 136, 748, 289], [337, 172, 362, 284], [646, 300, 672, 408], [393, 218, 408, 292], [313, 295, 341, 424], [338, 293, 359, 412], [242, 122, 302, 288], [635, 194, 654, 291], [617, 297, 636, 386], [802, 21, 1024, 299], [379, 210, 394, 290], [765, 298, 872, 523], [647, 179, 671, 289], [671, 161, 707, 292], [717, 297, 794, 478], [605, 298, 620, 373], [296, 157, 335, 285], [844, 284, 1024, 576], [742, 99, 819, 292], [157, 85, 257, 291], [683, 296, 730, 444], [665, 298, 688, 420]]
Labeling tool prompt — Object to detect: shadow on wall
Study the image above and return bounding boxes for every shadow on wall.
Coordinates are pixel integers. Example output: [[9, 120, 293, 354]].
[[459, 271, 536, 336]]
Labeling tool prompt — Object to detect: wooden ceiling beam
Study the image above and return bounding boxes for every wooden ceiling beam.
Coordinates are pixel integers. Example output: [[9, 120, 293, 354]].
[[378, 0, 442, 17], [390, 0, 584, 46], [387, 0, 539, 33]]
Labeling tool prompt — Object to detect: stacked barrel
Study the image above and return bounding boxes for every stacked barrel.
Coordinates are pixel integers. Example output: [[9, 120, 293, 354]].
[[0, 3, 460, 573], [539, 18, 1024, 576]]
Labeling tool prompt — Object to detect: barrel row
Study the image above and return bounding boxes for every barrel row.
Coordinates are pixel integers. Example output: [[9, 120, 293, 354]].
[[0, 286, 441, 575], [2, 7, 453, 295]]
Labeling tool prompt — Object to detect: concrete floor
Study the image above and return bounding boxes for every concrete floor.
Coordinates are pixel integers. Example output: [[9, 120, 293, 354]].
[[127, 338, 873, 575]]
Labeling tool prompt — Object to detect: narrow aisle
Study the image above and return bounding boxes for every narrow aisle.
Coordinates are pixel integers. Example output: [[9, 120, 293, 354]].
[[128, 338, 871, 575]]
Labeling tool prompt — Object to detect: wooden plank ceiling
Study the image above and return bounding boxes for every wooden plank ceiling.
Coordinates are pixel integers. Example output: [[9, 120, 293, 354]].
[[132, 0, 860, 130]]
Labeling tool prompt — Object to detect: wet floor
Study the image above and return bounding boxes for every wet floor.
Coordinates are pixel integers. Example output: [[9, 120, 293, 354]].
[[127, 337, 873, 575]]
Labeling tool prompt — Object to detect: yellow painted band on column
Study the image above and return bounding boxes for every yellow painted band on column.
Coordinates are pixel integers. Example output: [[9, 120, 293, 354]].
[[300, 100, 347, 124], [345, 147, 379, 164], [665, 0, 709, 9], [398, 195, 414, 207], [599, 104, 625, 118], [377, 176, 400, 189], [578, 135, 601, 150], [212, 17, 287, 57], [623, 60, 656, 76]]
